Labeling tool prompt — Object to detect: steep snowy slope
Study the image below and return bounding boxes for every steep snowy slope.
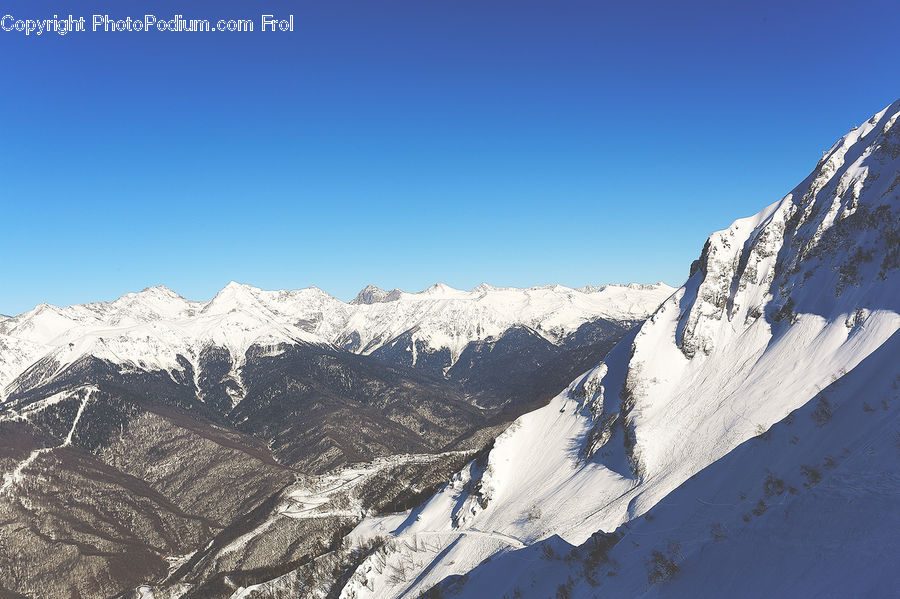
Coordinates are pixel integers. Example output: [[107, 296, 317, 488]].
[[0, 282, 672, 399], [429, 329, 900, 598], [337, 99, 900, 598]]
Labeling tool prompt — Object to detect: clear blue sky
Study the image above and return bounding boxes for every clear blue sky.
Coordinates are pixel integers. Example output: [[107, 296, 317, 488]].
[[1, 0, 898, 315]]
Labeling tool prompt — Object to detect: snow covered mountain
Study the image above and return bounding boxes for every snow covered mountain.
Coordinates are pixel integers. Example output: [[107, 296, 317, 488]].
[[0, 281, 673, 401], [328, 100, 900, 597]]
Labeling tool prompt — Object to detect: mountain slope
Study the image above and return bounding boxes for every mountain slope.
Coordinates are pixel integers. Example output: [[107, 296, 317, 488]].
[[0, 384, 294, 599], [337, 98, 900, 598], [429, 328, 900, 598]]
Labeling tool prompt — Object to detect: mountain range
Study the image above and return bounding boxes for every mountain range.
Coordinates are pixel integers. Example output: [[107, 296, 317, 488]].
[[0, 281, 672, 399], [0, 281, 671, 598]]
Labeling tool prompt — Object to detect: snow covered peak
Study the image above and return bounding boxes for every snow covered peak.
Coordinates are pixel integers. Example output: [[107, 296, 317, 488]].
[[351, 284, 385, 304], [210, 280, 260, 300], [678, 97, 900, 360], [108, 285, 197, 321], [221, 280, 251, 292], [137, 284, 180, 297], [419, 282, 466, 297], [204, 281, 262, 312], [606, 98, 900, 487]]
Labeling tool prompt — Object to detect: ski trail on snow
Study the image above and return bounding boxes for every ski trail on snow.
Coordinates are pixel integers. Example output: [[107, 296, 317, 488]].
[[1, 386, 95, 495]]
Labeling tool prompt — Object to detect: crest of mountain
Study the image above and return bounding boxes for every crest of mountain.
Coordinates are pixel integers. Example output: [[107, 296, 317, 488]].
[[330, 99, 900, 598]]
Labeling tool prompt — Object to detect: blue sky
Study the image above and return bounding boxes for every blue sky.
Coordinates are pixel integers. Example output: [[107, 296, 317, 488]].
[[1, 0, 898, 314]]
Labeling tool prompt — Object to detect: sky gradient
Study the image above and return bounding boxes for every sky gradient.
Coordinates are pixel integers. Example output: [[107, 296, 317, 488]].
[[1, 0, 898, 315]]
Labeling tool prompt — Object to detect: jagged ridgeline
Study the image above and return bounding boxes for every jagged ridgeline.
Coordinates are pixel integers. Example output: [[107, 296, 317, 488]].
[[0, 282, 671, 597]]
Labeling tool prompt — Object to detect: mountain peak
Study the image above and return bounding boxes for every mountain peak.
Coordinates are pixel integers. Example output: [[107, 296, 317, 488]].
[[421, 282, 459, 296], [473, 282, 499, 294], [222, 280, 253, 292], [136, 285, 182, 299], [202, 281, 263, 314], [212, 281, 264, 299], [350, 285, 403, 305]]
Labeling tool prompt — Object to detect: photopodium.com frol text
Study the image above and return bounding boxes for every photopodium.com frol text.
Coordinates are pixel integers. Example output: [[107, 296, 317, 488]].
[[1, 14, 295, 36]]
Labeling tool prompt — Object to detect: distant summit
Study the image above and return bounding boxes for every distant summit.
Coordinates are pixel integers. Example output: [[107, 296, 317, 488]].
[[350, 285, 403, 305]]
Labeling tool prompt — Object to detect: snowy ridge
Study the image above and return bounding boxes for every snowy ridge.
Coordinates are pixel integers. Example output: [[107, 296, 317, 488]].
[[338, 99, 900, 597], [0, 281, 673, 398]]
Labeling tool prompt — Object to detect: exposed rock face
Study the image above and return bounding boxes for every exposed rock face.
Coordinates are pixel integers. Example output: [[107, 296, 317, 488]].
[[678, 103, 900, 359]]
